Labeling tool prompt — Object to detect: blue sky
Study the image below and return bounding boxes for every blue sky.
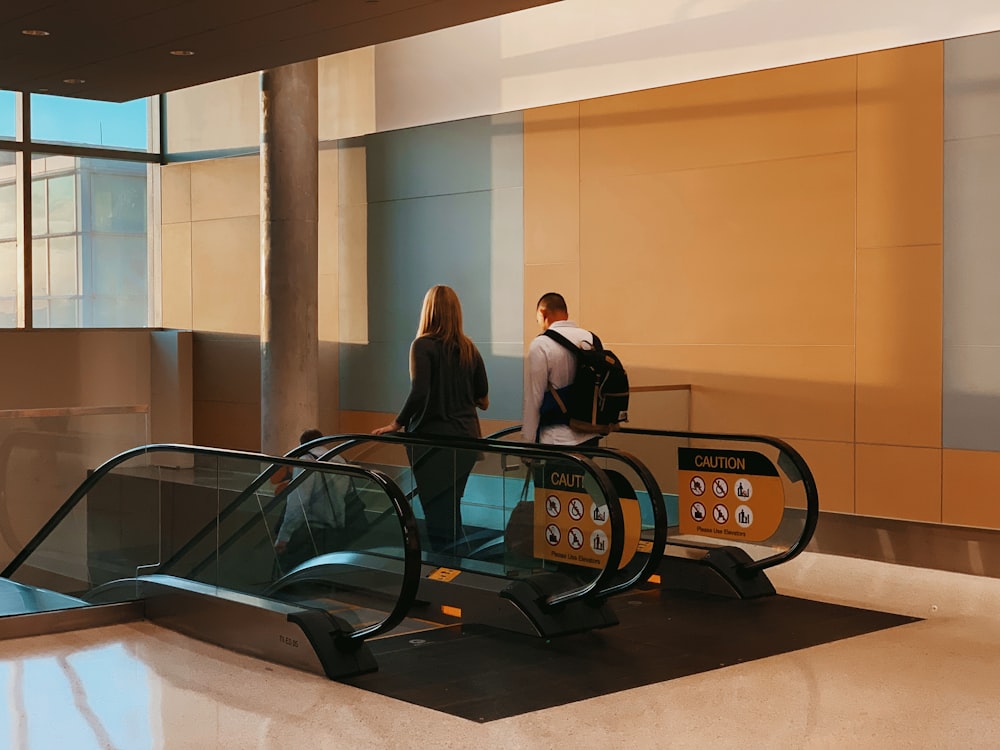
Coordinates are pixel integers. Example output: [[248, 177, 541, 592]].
[[0, 91, 148, 150]]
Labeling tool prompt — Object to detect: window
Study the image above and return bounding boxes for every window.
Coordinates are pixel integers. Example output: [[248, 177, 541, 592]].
[[1, 93, 157, 328], [30, 94, 148, 151], [0, 176, 15, 328], [0, 91, 14, 140], [30, 155, 150, 328]]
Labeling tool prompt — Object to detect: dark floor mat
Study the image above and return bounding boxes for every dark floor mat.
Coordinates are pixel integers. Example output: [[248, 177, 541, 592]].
[[343, 588, 920, 722]]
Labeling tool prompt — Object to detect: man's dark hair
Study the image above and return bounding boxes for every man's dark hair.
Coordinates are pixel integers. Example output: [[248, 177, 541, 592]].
[[536, 292, 567, 314], [300, 428, 323, 445]]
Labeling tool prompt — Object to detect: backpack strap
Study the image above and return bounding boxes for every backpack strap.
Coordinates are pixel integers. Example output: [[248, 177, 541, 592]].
[[542, 328, 601, 351]]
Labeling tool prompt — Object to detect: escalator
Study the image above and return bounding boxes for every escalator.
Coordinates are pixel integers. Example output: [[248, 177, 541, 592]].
[[298, 433, 672, 604], [196, 434, 639, 638], [487, 425, 820, 598], [0, 423, 819, 688], [0, 444, 423, 678]]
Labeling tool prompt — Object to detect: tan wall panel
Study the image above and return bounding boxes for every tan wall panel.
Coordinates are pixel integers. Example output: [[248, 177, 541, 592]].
[[318, 341, 340, 434], [788, 439, 855, 514], [193, 400, 260, 451], [318, 48, 376, 142], [0, 332, 150, 409], [190, 155, 260, 223], [857, 43, 944, 249], [687, 346, 855, 442], [161, 164, 192, 225], [856, 444, 942, 522], [523, 103, 580, 265], [337, 411, 514, 439], [192, 335, 260, 406], [163, 73, 260, 156], [942, 449, 1000, 529], [161, 223, 193, 330], [150, 331, 193, 446], [856, 245, 942, 447], [339, 410, 395, 435], [626, 388, 691, 431], [191, 334, 260, 450], [580, 56, 857, 178], [318, 148, 339, 344], [611, 344, 854, 442], [191, 217, 261, 335], [580, 153, 856, 346]]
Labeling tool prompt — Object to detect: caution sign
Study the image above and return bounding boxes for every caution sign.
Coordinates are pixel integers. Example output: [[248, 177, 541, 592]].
[[678, 448, 784, 542], [533, 463, 641, 569]]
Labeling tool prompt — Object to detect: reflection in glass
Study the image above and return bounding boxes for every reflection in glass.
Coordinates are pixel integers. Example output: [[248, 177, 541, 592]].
[[32, 237, 48, 295], [0, 183, 14, 240], [30, 94, 148, 151], [0, 176, 15, 328], [47, 174, 76, 234], [91, 172, 144, 234], [0, 241, 15, 328], [30, 156, 148, 328], [49, 236, 78, 297], [31, 178, 46, 235]]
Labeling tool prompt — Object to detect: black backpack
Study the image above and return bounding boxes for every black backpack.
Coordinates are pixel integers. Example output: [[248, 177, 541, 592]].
[[540, 329, 629, 435]]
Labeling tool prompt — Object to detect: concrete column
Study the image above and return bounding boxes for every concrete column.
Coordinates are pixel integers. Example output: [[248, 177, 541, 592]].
[[260, 60, 319, 455]]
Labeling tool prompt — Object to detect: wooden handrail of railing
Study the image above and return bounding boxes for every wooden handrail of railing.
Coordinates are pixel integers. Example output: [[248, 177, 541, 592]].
[[0, 405, 149, 419]]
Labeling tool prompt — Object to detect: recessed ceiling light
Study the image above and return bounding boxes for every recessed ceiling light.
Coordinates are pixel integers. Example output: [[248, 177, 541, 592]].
[[169, 49, 195, 56], [21, 29, 50, 37], [62, 78, 85, 84]]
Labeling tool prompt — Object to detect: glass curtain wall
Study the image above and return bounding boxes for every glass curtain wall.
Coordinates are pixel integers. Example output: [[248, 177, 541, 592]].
[[0, 90, 157, 328]]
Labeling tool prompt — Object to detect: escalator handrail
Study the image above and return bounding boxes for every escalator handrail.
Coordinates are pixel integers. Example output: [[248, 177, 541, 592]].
[[0, 444, 423, 643], [484, 424, 820, 573], [158, 439, 413, 577], [296, 432, 626, 609], [471, 428, 668, 597], [580, 448, 668, 598], [182, 462, 330, 581]]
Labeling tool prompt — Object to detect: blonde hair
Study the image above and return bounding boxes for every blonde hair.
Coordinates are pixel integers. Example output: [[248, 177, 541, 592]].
[[416, 285, 477, 369]]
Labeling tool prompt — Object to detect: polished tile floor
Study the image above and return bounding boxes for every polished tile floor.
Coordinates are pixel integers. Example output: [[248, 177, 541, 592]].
[[2, 551, 999, 749]]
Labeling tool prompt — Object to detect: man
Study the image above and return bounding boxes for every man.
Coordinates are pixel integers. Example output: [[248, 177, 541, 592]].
[[522, 292, 600, 446], [274, 429, 367, 572]]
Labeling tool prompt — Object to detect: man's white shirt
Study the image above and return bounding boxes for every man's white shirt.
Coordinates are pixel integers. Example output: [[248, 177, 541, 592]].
[[522, 319, 595, 445]]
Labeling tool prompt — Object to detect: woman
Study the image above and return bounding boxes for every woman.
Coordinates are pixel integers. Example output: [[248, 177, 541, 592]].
[[374, 285, 489, 553]]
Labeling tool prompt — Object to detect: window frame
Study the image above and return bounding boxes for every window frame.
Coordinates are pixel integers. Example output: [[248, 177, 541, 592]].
[[0, 92, 161, 328]]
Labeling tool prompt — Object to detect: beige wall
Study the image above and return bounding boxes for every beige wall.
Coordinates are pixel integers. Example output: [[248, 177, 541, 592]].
[[524, 44, 949, 525], [163, 36, 1000, 536], [373, 0, 1000, 132], [164, 49, 375, 158], [161, 149, 343, 450]]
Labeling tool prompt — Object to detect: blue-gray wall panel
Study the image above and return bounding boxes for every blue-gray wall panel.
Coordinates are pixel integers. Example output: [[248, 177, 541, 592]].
[[367, 191, 495, 344], [339, 341, 412, 414], [943, 345, 1000, 451], [340, 113, 524, 421], [942, 136, 1000, 348], [944, 32, 1000, 142], [366, 113, 523, 203], [943, 31, 1000, 451]]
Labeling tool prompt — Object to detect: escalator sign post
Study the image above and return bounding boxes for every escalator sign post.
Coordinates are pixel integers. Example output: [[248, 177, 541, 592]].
[[532, 464, 640, 570], [677, 448, 784, 542]]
